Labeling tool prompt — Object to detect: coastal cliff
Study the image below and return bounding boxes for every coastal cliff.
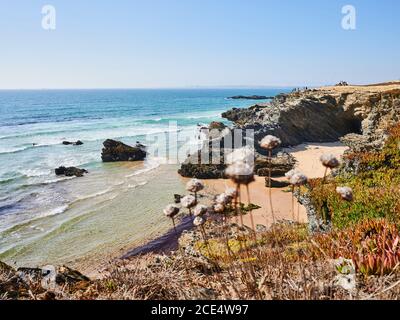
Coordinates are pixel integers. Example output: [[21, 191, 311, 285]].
[[222, 82, 400, 149], [179, 82, 400, 178]]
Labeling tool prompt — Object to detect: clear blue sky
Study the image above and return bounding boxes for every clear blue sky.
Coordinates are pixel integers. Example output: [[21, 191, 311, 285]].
[[0, 0, 399, 89]]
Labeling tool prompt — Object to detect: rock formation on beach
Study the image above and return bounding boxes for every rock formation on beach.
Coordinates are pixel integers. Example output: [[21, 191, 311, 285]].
[[55, 166, 88, 177], [179, 82, 400, 179], [62, 140, 83, 146], [101, 139, 147, 162]]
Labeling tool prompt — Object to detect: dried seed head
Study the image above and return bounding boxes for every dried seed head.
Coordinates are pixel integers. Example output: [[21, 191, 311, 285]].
[[193, 216, 206, 227], [186, 178, 205, 193], [193, 204, 208, 217], [225, 187, 238, 199], [163, 204, 180, 218], [336, 186, 353, 201], [226, 146, 255, 165], [225, 162, 255, 185], [213, 203, 225, 213], [260, 135, 281, 150], [180, 195, 197, 208], [285, 169, 301, 181], [215, 193, 231, 205], [290, 172, 308, 186], [320, 154, 340, 169]]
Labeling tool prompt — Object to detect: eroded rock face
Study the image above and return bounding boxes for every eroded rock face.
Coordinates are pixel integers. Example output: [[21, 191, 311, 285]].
[[179, 83, 400, 179], [101, 139, 147, 162], [222, 85, 400, 150]]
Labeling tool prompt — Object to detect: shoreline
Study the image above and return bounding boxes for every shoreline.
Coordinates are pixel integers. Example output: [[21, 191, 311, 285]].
[[1, 141, 348, 278]]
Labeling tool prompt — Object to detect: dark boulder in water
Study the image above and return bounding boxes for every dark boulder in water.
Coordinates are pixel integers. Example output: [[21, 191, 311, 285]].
[[101, 139, 147, 162], [55, 166, 88, 177], [62, 140, 84, 146]]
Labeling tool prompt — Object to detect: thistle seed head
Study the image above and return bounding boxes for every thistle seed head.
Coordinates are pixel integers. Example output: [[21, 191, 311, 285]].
[[193, 204, 208, 217], [226, 146, 255, 165], [186, 178, 205, 193], [225, 162, 255, 185], [224, 187, 238, 199], [213, 203, 225, 213], [215, 193, 231, 205], [181, 195, 197, 209], [320, 154, 340, 169], [260, 135, 281, 150], [336, 186, 353, 201], [163, 204, 180, 218], [285, 169, 301, 181], [290, 172, 308, 186], [193, 216, 206, 227]]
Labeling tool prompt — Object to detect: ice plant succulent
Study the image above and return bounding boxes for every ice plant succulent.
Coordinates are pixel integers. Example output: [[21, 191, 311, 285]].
[[336, 186, 353, 201]]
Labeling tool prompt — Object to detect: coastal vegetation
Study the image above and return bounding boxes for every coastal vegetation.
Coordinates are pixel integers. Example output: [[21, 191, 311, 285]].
[[1, 83, 400, 300]]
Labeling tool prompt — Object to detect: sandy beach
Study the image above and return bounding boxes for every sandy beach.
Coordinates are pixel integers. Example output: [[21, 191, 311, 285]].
[[79, 142, 349, 277], [204, 142, 349, 229]]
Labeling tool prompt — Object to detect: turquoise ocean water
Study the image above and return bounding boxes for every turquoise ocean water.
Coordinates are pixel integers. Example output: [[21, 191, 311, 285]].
[[0, 88, 289, 268]]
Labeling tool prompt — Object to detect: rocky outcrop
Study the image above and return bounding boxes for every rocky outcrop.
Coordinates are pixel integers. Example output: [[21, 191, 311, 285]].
[[55, 166, 88, 177], [0, 261, 90, 300], [101, 139, 147, 162], [222, 84, 400, 151], [178, 149, 295, 179], [255, 152, 296, 177], [208, 121, 226, 130], [62, 140, 83, 146], [179, 82, 400, 179], [228, 95, 274, 100], [266, 179, 291, 188], [178, 163, 226, 179]]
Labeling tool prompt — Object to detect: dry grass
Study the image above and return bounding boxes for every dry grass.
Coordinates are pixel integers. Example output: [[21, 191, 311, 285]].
[[64, 221, 400, 300]]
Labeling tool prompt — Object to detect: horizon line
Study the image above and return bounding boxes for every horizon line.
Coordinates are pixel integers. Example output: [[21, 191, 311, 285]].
[[0, 84, 323, 91]]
